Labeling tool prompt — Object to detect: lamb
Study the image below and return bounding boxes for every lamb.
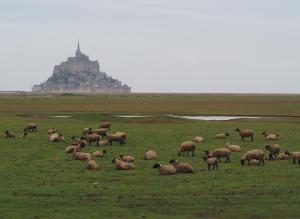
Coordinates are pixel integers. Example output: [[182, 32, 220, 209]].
[[248, 159, 260, 166], [65, 145, 80, 153], [120, 155, 134, 162], [49, 133, 64, 142], [82, 128, 93, 136], [107, 133, 126, 145], [144, 150, 157, 160], [240, 150, 264, 166], [93, 150, 107, 158], [72, 152, 92, 161], [235, 128, 254, 142], [225, 142, 241, 152], [82, 134, 101, 146], [203, 157, 218, 170], [24, 123, 37, 132], [194, 136, 204, 143], [70, 136, 87, 147], [47, 128, 58, 135], [262, 132, 279, 141], [277, 153, 290, 160], [284, 151, 300, 164], [5, 130, 16, 138], [169, 159, 194, 173], [265, 144, 281, 160], [98, 140, 109, 146], [215, 133, 229, 139], [86, 160, 100, 170], [152, 163, 176, 175], [178, 141, 196, 157], [112, 158, 135, 170], [205, 148, 231, 163], [99, 121, 111, 130], [93, 128, 108, 137]]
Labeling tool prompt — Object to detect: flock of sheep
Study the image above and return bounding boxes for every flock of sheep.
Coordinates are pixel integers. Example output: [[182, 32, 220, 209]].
[[4, 122, 300, 175]]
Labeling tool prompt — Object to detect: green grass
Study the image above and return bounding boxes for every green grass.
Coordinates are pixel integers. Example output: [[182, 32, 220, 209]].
[[0, 94, 300, 218]]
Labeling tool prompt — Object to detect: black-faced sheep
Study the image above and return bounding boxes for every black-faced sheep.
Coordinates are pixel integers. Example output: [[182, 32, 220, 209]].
[[277, 153, 290, 160], [240, 150, 264, 166], [265, 144, 280, 160], [82, 128, 93, 136], [65, 145, 80, 153], [120, 155, 134, 163], [24, 123, 37, 132], [72, 152, 92, 161], [86, 160, 100, 170], [203, 157, 218, 170], [99, 121, 111, 130], [194, 136, 204, 143], [285, 151, 300, 164], [112, 158, 135, 170], [70, 136, 87, 147], [93, 150, 107, 158], [169, 159, 194, 173], [93, 128, 108, 137], [20, 132, 28, 138], [49, 133, 64, 142], [225, 142, 241, 152], [144, 150, 157, 160], [178, 141, 196, 157], [47, 128, 58, 135], [205, 148, 231, 163], [215, 133, 230, 139], [107, 133, 126, 146], [5, 130, 16, 138], [235, 128, 254, 142], [152, 163, 176, 175], [82, 134, 101, 146], [262, 132, 280, 141]]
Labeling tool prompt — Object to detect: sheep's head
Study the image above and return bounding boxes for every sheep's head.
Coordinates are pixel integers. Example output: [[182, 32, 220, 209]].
[[120, 154, 124, 159], [225, 133, 230, 137], [71, 136, 76, 140], [177, 150, 182, 156], [5, 130, 9, 134], [204, 150, 211, 156], [153, 163, 161, 169], [235, 128, 240, 132], [169, 159, 178, 164], [103, 150, 107, 154], [261, 131, 266, 136], [112, 158, 118, 163], [240, 159, 245, 166], [285, 151, 292, 156], [265, 145, 271, 150], [203, 156, 208, 161]]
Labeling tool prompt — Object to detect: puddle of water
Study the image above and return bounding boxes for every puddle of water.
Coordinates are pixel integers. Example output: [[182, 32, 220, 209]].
[[169, 114, 261, 121], [114, 115, 152, 118]]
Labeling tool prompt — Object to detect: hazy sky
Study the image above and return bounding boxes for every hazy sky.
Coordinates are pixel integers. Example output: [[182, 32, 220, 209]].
[[1, 0, 299, 93]]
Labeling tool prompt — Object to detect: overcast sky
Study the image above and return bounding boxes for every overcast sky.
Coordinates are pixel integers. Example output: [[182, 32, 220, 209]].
[[1, 0, 299, 93]]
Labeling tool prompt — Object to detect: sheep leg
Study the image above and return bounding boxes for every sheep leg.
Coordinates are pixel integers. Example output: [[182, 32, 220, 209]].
[[96, 141, 99, 146], [215, 163, 218, 170], [298, 160, 300, 165], [208, 165, 210, 170], [251, 136, 254, 142], [261, 159, 265, 166], [192, 150, 195, 157], [293, 159, 296, 164]]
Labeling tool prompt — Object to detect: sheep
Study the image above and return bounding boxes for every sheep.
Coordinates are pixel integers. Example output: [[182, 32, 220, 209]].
[[152, 163, 176, 175], [20, 132, 28, 138], [65, 145, 80, 153], [93, 150, 107, 158], [262, 132, 280, 141], [82, 134, 101, 146], [240, 150, 264, 166], [99, 121, 111, 130], [93, 128, 108, 137], [120, 155, 134, 163], [72, 152, 92, 161], [24, 123, 37, 132], [98, 140, 109, 146], [49, 133, 64, 142], [83, 128, 93, 136], [5, 130, 16, 138], [169, 159, 194, 173], [203, 157, 218, 170], [194, 136, 204, 143], [284, 151, 300, 164], [248, 159, 260, 166], [112, 158, 135, 170], [107, 133, 126, 146], [235, 128, 254, 142], [215, 133, 229, 139], [86, 160, 100, 170], [277, 153, 290, 160], [70, 136, 87, 147], [144, 150, 157, 160], [265, 144, 281, 160], [225, 142, 241, 152], [205, 148, 231, 163], [178, 141, 196, 157], [47, 128, 58, 135]]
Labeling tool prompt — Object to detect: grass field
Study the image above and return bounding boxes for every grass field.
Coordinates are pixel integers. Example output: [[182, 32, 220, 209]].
[[0, 94, 300, 219]]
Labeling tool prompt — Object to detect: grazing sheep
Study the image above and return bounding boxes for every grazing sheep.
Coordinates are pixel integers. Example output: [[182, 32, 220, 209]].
[[240, 150, 264, 166], [203, 157, 218, 170], [47, 128, 57, 135], [99, 121, 111, 130], [194, 136, 204, 143], [235, 128, 254, 142], [83, 128, 93, 136], [93, 150, 107, 158], [72, 152, 92, 161], [24, 123, 37, 132], [49, 133, 64, 142], [98, 140, 109, 146], [93, 128, 108, 137], [5, 130, 16, 138], [215, 133, 230, 139], [225, 142, 241, 152], [20, 132, 28, 138], [205, 148, 231, 163], [285, 151, 300, 164], [178, 141, 196, 157], [262, 132, 280, 141], [65, 145, 80, 153], [86, 160, 100, 170], [82, 134, 101, 146], [265, 144, 281, 160], [112, 158, 135, 170], [144, 150, 157, 160], [70, 136, 87, 147], [152, 163, 176, 175], [120, 155, 134, 163], [248, 159, 260, 166], [107, 133, 126, 146], [169, 159, 194, 173], [277, 153, 290, 160]]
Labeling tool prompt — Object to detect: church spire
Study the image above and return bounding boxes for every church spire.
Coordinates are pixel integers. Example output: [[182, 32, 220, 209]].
[[76, 40, 81, 57]]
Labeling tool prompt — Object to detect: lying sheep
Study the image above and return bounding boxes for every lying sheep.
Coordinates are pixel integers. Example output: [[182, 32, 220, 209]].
[[93, 128, 108, 137], [262, 132, 279, 141], [112, 158, 135, 170], [235, 128, 254, 142], [277, 153, 290, 160], [93, 150, 107, 158], [285, 151, 300, 164], [169, 159, 194, 173], [120, 155, 134, 163], [83, 128, 93, 136], [24, 123, 37, 132], [215, 133, 229, 139], [99, 121, 111, 130], [203, 157, 218, 170], [265, 144, 280, 160], [153, 163, 176, 175], [65, 145, 80, 153], [107, 133, 126, 146], [205, 148, 231, 163], [178, 141, 196, 157], [86, 160, 100, 170], [144, 150, 157, 160], [5, 130, 16, 138], [225, 142, 241, 152], [49, 133, 64, 142], [248, 159, 260, 166], [47, 128, 57, 135], [70, 136, 87, 147], [82, 134, 101, 146], [240, 150, 264, 166], [98, 140, 109, 146], [20, 132, 28, 138], [194, 136, 204, 143], [72, 152, 92, 161]]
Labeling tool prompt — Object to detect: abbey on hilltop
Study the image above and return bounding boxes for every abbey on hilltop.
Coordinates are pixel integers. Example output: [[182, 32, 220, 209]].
[[32, 42, 131, 94]]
